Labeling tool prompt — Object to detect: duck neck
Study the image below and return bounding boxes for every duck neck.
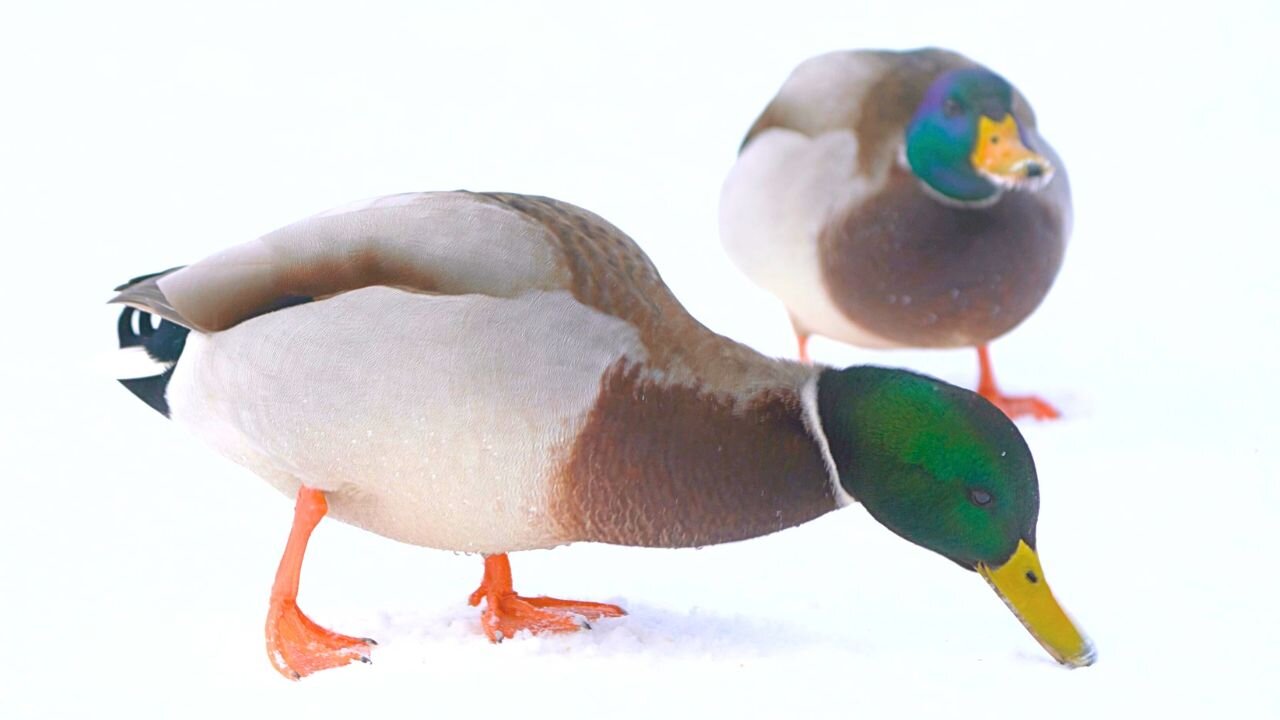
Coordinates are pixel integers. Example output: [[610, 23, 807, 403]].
[[903, 115, 1002, 205]]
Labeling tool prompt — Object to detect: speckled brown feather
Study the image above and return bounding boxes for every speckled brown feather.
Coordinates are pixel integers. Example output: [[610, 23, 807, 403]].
[[471, 192, 807, 398]]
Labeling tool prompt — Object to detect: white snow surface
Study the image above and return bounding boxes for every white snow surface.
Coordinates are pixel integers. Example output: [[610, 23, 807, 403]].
[[1, 1, 1277, 718]]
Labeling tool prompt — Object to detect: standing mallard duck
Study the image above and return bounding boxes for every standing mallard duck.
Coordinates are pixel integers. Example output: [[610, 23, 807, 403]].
[[111, 191, 1092, 679], [721, 48, 1070, 420]]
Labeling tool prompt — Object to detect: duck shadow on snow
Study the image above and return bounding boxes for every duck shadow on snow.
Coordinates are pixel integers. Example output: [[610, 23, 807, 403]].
[[364, 600, 854, 660]]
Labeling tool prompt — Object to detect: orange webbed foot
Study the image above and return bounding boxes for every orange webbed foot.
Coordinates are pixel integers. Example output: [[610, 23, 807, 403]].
[[265, 487, 376, 680], [977, 389, 1062, 421], [266, 598, 375, 680], [475, 593, 626, 642], [468, 554, 625, 642], [975, 345, 1061, 421]]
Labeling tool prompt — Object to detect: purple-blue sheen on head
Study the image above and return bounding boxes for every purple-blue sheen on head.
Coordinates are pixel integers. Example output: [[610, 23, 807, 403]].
[[905, 68, 1017, 202]]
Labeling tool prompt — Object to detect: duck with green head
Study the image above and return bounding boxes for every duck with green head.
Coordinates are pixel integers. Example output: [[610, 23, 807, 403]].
[[821, 366, 1093, 666], [110, 191, 1091, 679], [722, 48, 1070, 420]]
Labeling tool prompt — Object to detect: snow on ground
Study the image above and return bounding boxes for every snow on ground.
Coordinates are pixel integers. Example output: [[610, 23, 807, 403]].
[[1, 1, 1277, 718]]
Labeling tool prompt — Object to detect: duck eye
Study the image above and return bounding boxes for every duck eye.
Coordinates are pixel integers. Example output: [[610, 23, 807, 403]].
[[969, 488, 992, 506], [943, 98, 963, 118]]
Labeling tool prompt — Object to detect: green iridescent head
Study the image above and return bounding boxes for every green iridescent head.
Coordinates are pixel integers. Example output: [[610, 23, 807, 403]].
[[816, 366, 1094, 667], [817, 365, 1035, 566], [904, 68, 1052, 203]]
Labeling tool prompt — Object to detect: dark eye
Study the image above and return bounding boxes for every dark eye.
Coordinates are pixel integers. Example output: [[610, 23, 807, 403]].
[[943, 98, 963, 118], [969, 488, 992, 506]]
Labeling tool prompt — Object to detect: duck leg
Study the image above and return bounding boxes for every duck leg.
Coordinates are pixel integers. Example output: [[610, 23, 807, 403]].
[[796, 332, 812, 364], [975, 345, 1060, 421], [467, 554, 625, 642], [265, 486, 375, 680], [791, 317, 812, 364]]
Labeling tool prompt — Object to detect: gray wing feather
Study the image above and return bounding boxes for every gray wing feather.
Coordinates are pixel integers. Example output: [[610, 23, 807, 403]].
[[109, 266, 194, 329], [105, 191, 571, 334]]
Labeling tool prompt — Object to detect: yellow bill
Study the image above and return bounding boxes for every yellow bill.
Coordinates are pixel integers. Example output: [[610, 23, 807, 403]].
[[971, 115, 1053, 188], [977, 540, 1096, 668]]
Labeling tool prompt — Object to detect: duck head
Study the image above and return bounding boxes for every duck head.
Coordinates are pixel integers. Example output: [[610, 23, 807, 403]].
[[817, 366, 1094, 667], [904, 68, 1052, 204]]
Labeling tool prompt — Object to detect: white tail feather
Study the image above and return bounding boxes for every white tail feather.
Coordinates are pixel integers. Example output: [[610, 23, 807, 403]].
[[90, 346, 171, 379]]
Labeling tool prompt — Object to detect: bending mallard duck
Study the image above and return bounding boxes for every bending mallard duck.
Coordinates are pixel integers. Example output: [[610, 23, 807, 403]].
[[112, 191, 1093, 679]]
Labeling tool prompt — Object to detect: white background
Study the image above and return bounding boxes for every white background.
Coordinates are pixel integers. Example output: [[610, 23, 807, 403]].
[[1, 1, 1277, 717]]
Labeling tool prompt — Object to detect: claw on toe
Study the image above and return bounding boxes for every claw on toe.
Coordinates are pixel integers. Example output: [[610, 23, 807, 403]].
[[266, 598, 375, 680]]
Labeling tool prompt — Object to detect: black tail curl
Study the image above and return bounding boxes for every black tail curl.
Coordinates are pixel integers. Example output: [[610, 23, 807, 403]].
[[115, 285, 191, 419], [117, 305, 189, 363]]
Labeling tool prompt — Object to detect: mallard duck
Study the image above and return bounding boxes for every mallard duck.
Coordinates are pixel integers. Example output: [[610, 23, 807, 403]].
[[111, 191, 1092, 679], [720, 48, 1070, 420]]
